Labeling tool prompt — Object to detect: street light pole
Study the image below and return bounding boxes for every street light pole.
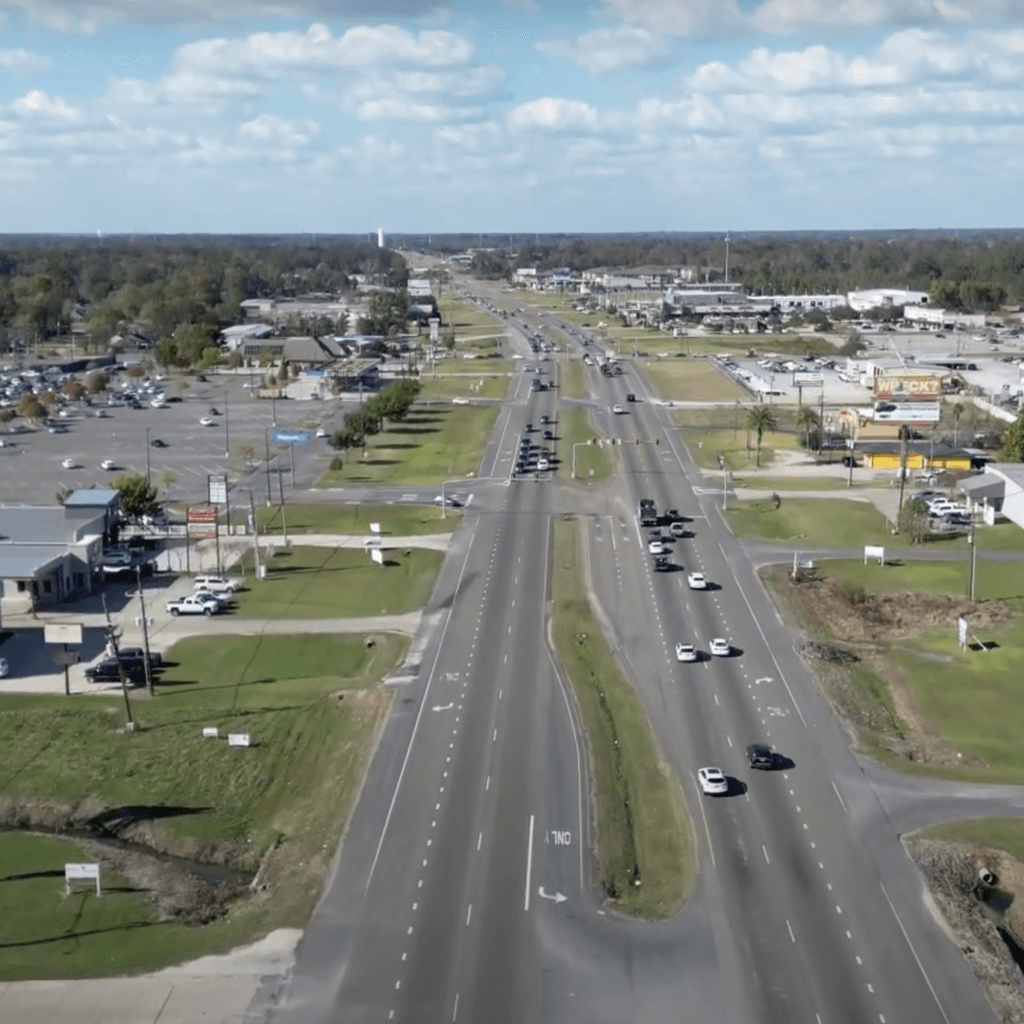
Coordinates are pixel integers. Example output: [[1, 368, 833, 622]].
[[145, 426, 151, 486], [135, 564, 154, 697], [224, 389, 230, 458], [264, 427, 272, 506]]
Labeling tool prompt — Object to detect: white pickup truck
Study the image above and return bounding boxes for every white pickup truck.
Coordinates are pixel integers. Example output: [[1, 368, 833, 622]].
[[165, 594, 224, 616]]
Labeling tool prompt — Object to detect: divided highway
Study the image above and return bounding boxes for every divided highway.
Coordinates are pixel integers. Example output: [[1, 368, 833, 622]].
[[268, 290, 999, 1024]]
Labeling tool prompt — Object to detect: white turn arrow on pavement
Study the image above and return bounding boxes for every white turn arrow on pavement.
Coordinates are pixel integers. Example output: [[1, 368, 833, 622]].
[[537, 887, 568, 904], [431, 703, 454, 712]]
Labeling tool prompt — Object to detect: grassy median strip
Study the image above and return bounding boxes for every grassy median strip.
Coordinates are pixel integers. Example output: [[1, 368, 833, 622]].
[[557, 407, 614, 483], [726, 497, 894, 544], [0, 633, 405, 979], [644, 358, 748, 403], [232, 545, 444, 619], [257, 502, 456, 536], [550, 518, 693, 918]]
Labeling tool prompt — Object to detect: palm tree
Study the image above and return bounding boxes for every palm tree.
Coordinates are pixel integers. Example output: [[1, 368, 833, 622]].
[[745, 405, 778, 467], [950, 401, 965, 448], [795, 405, 819, 451]]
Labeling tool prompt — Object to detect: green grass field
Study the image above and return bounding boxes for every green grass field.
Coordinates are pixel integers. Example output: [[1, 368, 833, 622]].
[[0, 633, 404, 978], [558, 407, 614, 483], [257, 503, 456, 536], [733, 475, 870, 491], [429, 357, 514, 376], [550, 518, 693, 919], [911, 819, 1024, 862], [316, 405, 499, 486], [418, 373, 510, 401], [232, 545, 444, 618], [725, 497, 894, 544], [644, 359, 748, 403], [683, 426, 801, 471]]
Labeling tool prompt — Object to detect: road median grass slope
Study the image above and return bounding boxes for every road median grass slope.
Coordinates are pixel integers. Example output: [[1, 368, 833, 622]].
[[550, 518, 693, 919], [557, 408, 613, 483], [256, 502, 456, 536], [0, 632, 406, 979]]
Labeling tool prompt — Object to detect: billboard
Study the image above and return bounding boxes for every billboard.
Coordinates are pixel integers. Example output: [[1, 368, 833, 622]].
[[187, 505, 217, 539], [207, 473, 228, 505], [271, 429, 311, 446], [873, 374, 942, 402], [44, 622, 84, 645], [793, 372, 824, 386], [873, 401, 941, 423]]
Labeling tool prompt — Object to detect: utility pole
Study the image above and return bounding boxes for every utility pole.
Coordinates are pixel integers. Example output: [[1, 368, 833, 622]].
[[145, 426, 151, 485], [249, 489, 261, 578], [135, 564, 154, 697], [818, 388, 825, 456], [264, 428, 273, 506], [968, 520, 978, 602], [895, 425, 910, 532], [102, 594, 135, 731], [278, 465, 288, 545]]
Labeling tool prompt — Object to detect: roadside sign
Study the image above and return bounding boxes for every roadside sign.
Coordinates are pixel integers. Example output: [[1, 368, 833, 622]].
[[271, 429, 312, 446], [207, 473, 228, 505], [187, 505, 217, 539], [371, 548, 384, 566], [228, 733, 251, 747], [44, 623, 83, 645], [957, 616, 969, 649], [793, 372, 823, 386], [202, 726, 219, 738], [873, 401, 940, 423], [864, 545, 885, 565], [64, 863, 101, 896]]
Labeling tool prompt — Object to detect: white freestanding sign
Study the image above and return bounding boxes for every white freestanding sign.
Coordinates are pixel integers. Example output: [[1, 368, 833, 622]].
[[371, 548, 384, 566], [864, 545, 885, 565], [228, 733, 251, 747], [370, 522, 381, 534], [202, 726, 219, 739], [65, 862, 101, 896]]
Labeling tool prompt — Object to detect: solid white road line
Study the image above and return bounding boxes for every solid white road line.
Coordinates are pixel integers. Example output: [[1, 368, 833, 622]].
[[524, 814, 535, 911]]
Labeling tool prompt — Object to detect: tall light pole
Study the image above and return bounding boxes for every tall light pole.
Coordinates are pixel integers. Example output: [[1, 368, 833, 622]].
[[135, 564, 154, 697], [264, 427, 273, 506], [145, 426, 151, 486], [224, 389, 230, 458]]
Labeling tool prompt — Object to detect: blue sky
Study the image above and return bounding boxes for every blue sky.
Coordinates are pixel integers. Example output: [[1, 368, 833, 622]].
[[0, 0, 1022, 233]]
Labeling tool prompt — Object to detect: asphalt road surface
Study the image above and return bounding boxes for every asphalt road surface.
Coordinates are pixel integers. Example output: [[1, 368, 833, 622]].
[[262, 282, 1007, 1024]]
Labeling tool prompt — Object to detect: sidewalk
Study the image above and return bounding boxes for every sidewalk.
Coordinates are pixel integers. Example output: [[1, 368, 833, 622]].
[[0, 928, 301, 1024]]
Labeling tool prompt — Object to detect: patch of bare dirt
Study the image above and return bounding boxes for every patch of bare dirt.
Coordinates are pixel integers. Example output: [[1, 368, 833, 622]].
[[906, 838, 1024, 1024], [763, 567, 1015, 766]]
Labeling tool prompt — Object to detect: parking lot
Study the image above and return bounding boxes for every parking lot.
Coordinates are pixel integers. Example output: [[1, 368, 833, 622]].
[[0, 364, 343, 507]]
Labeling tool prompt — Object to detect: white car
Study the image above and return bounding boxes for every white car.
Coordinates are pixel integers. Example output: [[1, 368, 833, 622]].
[[100, 459, 116, 470], [192, 575, 241, 594], [315, 427, 328, 438], [165, 593, 223, 616], [61, 457, 77, 469], [199, 416, 215, 427], [675, 642, 698, 662], [669, 521, 687, 538], [612, 404, 624, 414], [433, 494, 461, 508], [0, 657, 8, 678], [648, 540, 665, 555], [688, 572, 707, 590], [709, 638, 731, 657], [536, 458, 550, 471], [697, 767, 728, 795]]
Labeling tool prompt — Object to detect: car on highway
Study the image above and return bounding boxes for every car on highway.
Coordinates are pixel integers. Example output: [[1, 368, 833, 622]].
[[61, 457, 76, 469], [688, 572, 707, 589], [315, 427, 328, 438], [669, 522, 687, 538], [100, 459, 116, 470], [648, 540, 665, 555], [543, 429, 553, 440], [536, 458, 550, 471], [612, 404, 624, 414], [697, 767, 728, 795], [746, 743, 775, 769], [709, 638, 732, 657], [199, 416, 215, 427], [150, 437, 167, 448], [675, 642, 698, 662], [433, 494, 461, 508], [165, 593, 224, 616]]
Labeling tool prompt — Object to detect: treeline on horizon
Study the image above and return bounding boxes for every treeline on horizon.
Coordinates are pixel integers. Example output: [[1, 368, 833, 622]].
[[0, 238, 409, 350]]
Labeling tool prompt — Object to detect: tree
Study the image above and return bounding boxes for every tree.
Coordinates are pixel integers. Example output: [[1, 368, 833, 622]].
[[86, 371, 108, 394], [950, 401, 965, 448], [745, 405, 778, 467], [795, 405, 819, 450], [17, 394, 44, 423], [226, 350, 243, 369], [155, 469, 178, 496], [38, 390, 58, 409], [113, 473, 160, 520], [898, 498, 930, 545], [234, 442, 255, 468], [64, 380, 86, 401], [1002, 409, 1024, 461]]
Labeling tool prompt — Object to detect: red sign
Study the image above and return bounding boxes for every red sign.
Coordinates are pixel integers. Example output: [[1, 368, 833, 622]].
[[187, 505, 217, 538]]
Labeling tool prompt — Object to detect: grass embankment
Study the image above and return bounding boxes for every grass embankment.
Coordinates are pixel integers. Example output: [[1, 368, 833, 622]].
[[732, 475, 870, 491], [232, 545, 444, 619], [0, 633, 405, 979], [764, 555, 1024, 782], [726, 497, 894, 544], [419, 372, 510, 401], [257, 503, 456, 536], [644, 358, 748, 403], [669, 405, 802, 471], [558, 408, 614, 483], [912, 820, 1024, 862], [316, 405, 498, 486], [550, 518, 693, 918]]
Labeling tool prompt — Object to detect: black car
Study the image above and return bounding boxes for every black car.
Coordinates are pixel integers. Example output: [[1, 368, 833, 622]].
[[663, 508, 680, 524], [652, 554, 671, 572], [116, 647, 163, 667], [746, 743, 774, 769], [543, 429, 553, 440], [85, 658, 147, 684], [150, 438, 167, 447]]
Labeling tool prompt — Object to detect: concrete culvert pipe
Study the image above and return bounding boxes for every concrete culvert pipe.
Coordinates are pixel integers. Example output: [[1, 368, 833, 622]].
[[979, 867, 998, 886]]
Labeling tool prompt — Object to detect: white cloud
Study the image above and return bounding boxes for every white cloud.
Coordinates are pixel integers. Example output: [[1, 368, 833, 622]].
[[536, 25, 670, 74], [238, 112, 319, 146], [595, 0, 745, 40], [507, 97, 600, 133], [8, 89, 81, 120], [0, 47, 50, 72]]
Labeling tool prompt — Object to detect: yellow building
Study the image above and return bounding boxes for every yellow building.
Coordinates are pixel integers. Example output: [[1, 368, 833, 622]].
[[859, 442, 971, 472]]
